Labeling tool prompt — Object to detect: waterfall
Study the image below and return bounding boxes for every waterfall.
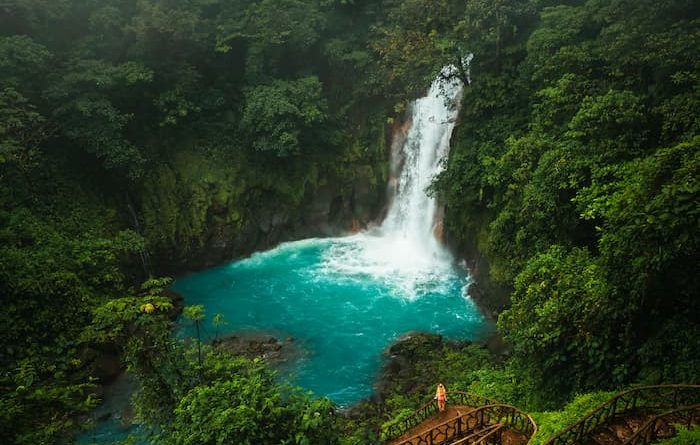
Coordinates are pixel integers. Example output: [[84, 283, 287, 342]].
[[169, 67, 480, 413], [380, 66, 464, 259], [321, 66, 465, 299]]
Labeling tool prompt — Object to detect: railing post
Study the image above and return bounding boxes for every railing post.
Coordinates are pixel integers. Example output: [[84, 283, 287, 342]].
[[654, 418, 662, 442], [645, 419, 654, 445], [673, 387, 679, 408], [576, 419, 586, 441]]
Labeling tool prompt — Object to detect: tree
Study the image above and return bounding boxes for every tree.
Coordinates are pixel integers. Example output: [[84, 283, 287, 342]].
[[170, 354, 339, 445], [84, 292, 188, 429], [0, 88, 48, 169], [46, 58, 153, 178], [240, 77, 328, 157], [212, 312, 227, 343], [0, 35, 51, 89], [183, 304, 205, 369], [216, 0, 325, 79], [498, 246, 623, 407], [437, 0, 700, 403], [577, 137, 700, 318], [86, 298, 340, 445]]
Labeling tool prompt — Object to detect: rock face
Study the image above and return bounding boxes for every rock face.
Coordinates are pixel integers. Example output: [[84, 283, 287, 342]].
[[149, 172, 386, 275], [81, 344, 123, 384], [141, 137, 390, 277], [213, 332, 304, 368], [460, 249, 511, 319], [442, 217, 511, 320], [375, 333, 451, 402], [127, 109, 398, 277]]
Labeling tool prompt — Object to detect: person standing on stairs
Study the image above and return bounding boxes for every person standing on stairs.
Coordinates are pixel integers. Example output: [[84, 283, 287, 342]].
[[435, 383, 447, 412]]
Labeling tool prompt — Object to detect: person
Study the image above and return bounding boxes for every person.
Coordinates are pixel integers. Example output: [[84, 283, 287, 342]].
[[435, 383, 447, 412]]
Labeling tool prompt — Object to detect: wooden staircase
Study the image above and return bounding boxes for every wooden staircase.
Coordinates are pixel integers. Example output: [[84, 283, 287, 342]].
[[587, 404, 700, 444], [381, 385, 700, 445], [382, 392, 537, 445], [545, 385, 700, 445]]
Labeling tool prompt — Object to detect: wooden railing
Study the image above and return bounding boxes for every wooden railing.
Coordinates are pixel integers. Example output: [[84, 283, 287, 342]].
[[623, 403, 700, 445], [472, 424, 504, 445], [451, 423, 503, 445], [395, 404, 537, 445], [382, 392, 497, 441], [544, 385, 700, 445]]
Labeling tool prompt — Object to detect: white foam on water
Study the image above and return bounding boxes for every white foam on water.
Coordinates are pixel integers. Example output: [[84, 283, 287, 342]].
[[231, 237, 326, 268], [316, 232, 456, 300]]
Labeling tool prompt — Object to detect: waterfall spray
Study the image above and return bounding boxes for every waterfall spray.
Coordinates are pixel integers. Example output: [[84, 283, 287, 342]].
[[320, 67, 465, 299], [380, 66, 463, 257]]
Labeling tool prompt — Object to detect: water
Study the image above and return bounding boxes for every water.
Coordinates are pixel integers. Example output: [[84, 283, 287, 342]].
[[174, 65, 485, 405], [79, 65, 487, 441], [173, 234, 489, 405], [75, 374, 140, 444], [383, 65, 463, 261]]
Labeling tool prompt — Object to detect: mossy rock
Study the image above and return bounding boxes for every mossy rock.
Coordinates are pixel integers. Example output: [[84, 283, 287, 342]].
[[387, 332, 444, 358]]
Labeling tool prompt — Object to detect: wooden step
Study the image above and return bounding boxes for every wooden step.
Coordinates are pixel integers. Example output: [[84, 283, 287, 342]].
[[449, 424, 502, 445], [591, 428, 620, 445]]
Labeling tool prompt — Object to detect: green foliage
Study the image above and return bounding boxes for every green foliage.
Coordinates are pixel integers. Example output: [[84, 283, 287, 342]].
[[217, 0, 325, 79], [579, 137, 700, 295], [0, 35, 51, 87], [467, 366, 529, 407], [636, 315, 700, 385], [0, 0, 408, 442], [0, 377, 98, 445], [1, 0, 398, 265], [499, 246, 623, 406], [240, 77, 328, 157], [375, 335, 506, 439], [84, 294, 185, 430], [381, 335, 494, 399], [435, 0, 700, 405], [0, 153, 146, 443], [182, 304, 205, 323], [654, 425, 700, 444], [139, 150, 246, 252], [566, 90, 648, 162], [2, 0, 698, 440], [46, 58, 153, 178], [212, 313, 227, 342], [527, 391, 616, 445], [0, 88, 46, 169], [141, 276, 174, 294], [379, 408, 415, 442], [84, 295, 174, 345], [0, 169, 144, 356], [183, 304, 205, 367], [171, 356, 338, 445], [85, 298, 340, 445], [372, 0, 464, 98]]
